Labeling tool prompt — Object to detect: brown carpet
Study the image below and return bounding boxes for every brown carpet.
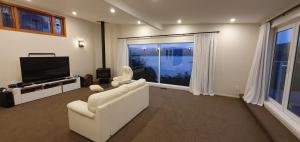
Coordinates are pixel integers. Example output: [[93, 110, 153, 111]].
[[246, 104, 299, 142], [0, 86, 291, 142]]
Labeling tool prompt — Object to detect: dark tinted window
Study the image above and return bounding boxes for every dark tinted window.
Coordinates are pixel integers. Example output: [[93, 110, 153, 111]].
[[288, 28, 300, 117], [54, 17, 63, 35], [18, 9, 51, 33], [0, 5, 14, 27]]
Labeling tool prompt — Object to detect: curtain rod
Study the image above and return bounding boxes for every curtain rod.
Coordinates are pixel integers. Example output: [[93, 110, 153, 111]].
[[117, 31, 220, 40], [267, 3, 300, 23]]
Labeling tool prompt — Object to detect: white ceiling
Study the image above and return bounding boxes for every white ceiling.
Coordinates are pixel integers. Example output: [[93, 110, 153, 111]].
[[121, 0, 299, 24], [9, 0, 138, 24], [7, 0, 300, 26]]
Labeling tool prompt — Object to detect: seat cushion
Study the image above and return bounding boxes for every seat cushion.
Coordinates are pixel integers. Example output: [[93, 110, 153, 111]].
[[87, 86, 128, 113]]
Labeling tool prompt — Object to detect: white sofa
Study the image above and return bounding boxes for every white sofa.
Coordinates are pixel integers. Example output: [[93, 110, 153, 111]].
[[67, 79, 149, 142]]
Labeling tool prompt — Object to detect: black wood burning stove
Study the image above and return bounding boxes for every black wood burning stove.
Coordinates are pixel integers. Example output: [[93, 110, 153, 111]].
[[97, 68, 111, 84], [97, 21, 111, 84]]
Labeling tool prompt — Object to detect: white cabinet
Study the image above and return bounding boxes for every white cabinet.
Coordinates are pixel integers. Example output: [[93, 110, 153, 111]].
[[12, 77, 81, 105], [63, 78, 81, 92]]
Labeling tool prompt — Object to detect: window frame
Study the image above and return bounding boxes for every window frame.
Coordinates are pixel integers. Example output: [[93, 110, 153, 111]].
[[268, 25, 295, 110], [267, 22, 300, 125], [282, 23, 300, 124], [0, 1, 66, 37], [0, 3, 16, 29], [53, 16, 65, 35]]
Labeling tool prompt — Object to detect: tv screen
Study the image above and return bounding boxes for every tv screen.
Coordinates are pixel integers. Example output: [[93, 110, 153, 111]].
[[20, 57, 70, 83]]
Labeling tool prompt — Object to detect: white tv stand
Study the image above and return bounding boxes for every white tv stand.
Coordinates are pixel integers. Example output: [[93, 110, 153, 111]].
[[12, 77, 81, 105]]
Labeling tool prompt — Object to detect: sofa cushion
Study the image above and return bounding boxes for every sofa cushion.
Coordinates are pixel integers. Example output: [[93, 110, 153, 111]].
[[87, 86, 128, 113]]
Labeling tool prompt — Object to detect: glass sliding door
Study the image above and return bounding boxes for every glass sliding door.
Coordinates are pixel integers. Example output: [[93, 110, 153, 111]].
[[288, 30, 300, 117], [128, 44, 159, 83], [269, 29, 293, 104], [160, 43, 193, 86], [128, 42, 193, 86]]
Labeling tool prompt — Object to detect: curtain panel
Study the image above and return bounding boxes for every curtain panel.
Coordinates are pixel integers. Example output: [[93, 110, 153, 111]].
[[189, 33, 218, 96], [114, 39, 129, 76], [243, 23, 274, 106]]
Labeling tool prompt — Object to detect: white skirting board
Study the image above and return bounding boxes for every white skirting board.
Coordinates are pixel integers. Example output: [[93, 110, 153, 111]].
[[147, 82, 240, 98]]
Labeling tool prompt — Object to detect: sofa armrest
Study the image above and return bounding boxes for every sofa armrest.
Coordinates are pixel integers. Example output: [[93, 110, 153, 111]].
[[67, 100, 95, 119]]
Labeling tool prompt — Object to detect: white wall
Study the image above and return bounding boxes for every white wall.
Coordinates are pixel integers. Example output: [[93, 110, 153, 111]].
[[0, 16, 101, 87], [108, 24, 260, 97]]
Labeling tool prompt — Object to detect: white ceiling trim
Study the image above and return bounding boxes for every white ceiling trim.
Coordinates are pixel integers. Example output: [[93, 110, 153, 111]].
[[104, 0, 163, 30]]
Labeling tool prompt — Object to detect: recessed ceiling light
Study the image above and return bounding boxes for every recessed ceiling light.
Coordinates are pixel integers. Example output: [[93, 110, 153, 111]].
[[110, 8, 116, 14], [26, 0, 31, 2], [177, 19, 182, 24], [230, 18, 236, 23], [137, 21, 141, 24], [72, 11, 77, 16]]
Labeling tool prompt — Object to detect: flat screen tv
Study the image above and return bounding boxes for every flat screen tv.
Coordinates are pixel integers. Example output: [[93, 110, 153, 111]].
[[20, 57, 70, 83]]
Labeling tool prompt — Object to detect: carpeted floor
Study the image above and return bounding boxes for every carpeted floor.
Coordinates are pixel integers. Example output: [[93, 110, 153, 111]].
[[245, 104, 299, 142], [0, 86, 293, 142]]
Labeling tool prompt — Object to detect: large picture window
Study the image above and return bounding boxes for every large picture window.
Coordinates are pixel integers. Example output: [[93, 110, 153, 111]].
[[128, 42, 193, 86], [129, 44, 159, 83], [160, 43, 193, 86], [0, 2, 66, 36], [268, 24, 300, 123]]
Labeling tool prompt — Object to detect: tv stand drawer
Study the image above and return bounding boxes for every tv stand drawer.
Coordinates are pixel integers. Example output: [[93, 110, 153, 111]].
[[62, 78, 80, 92], [21, 86, 62, 103]]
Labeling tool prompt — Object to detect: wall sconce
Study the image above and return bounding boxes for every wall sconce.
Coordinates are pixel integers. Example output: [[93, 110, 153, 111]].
[[78, 40, 85, 48]]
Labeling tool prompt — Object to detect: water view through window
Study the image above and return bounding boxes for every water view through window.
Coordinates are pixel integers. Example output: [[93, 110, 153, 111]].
[[160, 43, 193, 86], [128, 42, 193, 86], [129, 44, 159, 83]]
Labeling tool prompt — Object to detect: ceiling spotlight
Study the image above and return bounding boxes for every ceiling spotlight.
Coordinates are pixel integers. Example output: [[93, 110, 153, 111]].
[[230, 18, 236, 23], [110, 8, 116, 13], [177, 19, 182, 24], [26, 0, 31, 2], [72, 11, 77, 16], [137, 21, 141, 24]]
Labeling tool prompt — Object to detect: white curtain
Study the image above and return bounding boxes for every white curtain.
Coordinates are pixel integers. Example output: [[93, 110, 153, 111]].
[[189, 33, 218, 96], [114, 39, 129, 76], [243, 23, 273, 106]]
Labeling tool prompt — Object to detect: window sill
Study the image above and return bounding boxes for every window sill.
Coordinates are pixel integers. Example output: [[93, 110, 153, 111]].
[[146, 82, 190, 91], [264, 101, 300, 139]]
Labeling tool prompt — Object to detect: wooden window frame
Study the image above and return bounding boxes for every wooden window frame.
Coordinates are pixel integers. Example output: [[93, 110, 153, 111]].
[[53, 16, 66, 36], [0, 2, 66, 37], [0, 3, 16, 29]]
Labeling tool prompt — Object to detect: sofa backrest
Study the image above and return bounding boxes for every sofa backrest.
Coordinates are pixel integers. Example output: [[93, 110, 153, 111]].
[[123, 79, 146, 90], [87, 79, 146, 113], [88, 86, 128, 113]]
